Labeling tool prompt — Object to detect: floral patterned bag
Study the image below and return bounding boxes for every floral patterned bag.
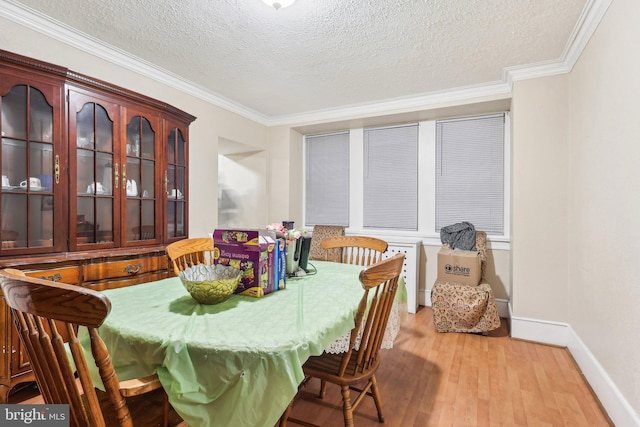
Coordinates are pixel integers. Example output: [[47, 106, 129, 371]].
[[431, 281, 501, 333]]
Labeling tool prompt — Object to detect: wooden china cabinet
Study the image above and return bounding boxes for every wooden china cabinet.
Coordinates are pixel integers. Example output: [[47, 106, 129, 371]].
[[0, 49, 195, 401]]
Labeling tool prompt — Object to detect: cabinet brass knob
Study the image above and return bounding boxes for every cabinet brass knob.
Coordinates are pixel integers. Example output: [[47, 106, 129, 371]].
[[124, 264, 142, 274], [39, 273, 62, 282]]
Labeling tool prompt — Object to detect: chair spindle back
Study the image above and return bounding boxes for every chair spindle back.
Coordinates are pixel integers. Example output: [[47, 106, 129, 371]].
[[0, 268, 134, 427], [166, 237, 214, 275], [340, 253, 404, 377], [321, 235, 388, 267]]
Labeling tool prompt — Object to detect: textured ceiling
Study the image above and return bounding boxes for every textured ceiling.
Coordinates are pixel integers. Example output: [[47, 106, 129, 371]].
[[11, 0, 586, 119]]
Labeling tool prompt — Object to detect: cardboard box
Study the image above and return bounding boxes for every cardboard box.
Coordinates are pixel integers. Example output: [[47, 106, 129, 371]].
[[437, 247, 481, 286], [213, 230, 275, 297]]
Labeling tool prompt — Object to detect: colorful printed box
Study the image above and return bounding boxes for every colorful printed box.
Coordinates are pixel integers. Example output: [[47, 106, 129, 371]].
[[272, 238, 286, 291], [213, 229, 260, 245], [213, 230, 276, 297]]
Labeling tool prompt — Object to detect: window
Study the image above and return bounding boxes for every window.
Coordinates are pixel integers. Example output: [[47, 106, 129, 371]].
[[304, 132, 350, 226], [363, 124, 418, 230], [435, 114, 505, 234], [303, 113, 508, 239]]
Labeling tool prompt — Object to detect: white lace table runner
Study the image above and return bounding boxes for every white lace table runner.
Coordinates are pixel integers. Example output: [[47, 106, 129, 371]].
[[324, 301, 407, 354]]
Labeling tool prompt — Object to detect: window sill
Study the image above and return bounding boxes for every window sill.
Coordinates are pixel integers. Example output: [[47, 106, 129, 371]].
[[307, 227, 511, 251]]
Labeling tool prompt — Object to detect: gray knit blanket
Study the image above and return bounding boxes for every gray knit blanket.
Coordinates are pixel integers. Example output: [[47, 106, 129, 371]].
[[440, 222, 476, 250]]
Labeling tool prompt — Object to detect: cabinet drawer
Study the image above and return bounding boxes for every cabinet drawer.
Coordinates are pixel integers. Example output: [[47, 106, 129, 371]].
[[83, 255, 168, 282], [85, 271, 171, 291], [24, 266, 81, 285]]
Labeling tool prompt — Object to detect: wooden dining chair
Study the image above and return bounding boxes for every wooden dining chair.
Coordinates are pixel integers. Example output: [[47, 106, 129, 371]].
[[311, 235, 390, 400], [166, 237, 214, 275], [321, 235, 388, 267], [285, 253, 405, 427], [0, 268, 170, 427]]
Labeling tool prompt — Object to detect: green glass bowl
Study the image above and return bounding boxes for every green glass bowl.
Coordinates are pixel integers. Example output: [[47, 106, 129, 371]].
[[180, 276, 242, 304]]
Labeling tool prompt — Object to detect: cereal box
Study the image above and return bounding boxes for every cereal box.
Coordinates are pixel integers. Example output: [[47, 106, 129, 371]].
[[272, 238, 286, 290], [213, 230, 275, 297]]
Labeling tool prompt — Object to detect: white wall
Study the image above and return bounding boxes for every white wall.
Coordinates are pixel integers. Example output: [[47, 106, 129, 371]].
[[507, 0, 640, 422], [568, 0, 640, 418], [266, 126, 304, 226], [511, 74, 570, 322], [218, 151, 269, 229]]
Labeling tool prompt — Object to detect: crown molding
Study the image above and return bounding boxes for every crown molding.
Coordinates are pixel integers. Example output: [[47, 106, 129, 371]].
[[264, 0, 613, 126], [0, 0, 612, 128], [560, 0, 613, 73], [504, 0, 613, 87], [267, 82, 512, 127]]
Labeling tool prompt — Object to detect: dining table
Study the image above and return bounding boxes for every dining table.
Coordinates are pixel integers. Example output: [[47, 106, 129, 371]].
[[84, 260, 406, 427]]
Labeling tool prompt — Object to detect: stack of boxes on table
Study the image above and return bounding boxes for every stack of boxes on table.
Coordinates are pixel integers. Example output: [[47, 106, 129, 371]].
[[431, 232, 501, 333], [211, 229, 286, 298]]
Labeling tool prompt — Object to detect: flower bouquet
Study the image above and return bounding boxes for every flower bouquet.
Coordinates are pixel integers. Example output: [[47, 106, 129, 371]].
[[266, 223, 306, 275]]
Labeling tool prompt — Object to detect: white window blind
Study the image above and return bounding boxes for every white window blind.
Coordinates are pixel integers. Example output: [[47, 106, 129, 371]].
[[304, 132, 350, 227], [435, 114, 504, 234], [363, 124, 418, 230]]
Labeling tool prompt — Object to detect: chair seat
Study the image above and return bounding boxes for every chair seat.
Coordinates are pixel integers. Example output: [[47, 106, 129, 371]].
[[96, 386, 181, 426], [119, 375, 163, 397], [303, 352, 381, 387]]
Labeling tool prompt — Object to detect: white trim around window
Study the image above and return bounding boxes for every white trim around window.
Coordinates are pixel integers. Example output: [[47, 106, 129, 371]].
[[302, 113, 511, 250]]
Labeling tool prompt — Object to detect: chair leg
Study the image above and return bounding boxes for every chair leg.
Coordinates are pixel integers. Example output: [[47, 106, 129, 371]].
[[340, 385, 355, 427], [369, 376, 384, 423], [281, 399, 321, 427], [279, 400, 293, 427], [162, 392, 170, 427]]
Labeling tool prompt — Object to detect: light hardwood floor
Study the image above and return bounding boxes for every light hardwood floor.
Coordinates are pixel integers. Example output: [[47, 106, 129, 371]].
[[10, 307, 612, 427], [285, 307, 613, 427]]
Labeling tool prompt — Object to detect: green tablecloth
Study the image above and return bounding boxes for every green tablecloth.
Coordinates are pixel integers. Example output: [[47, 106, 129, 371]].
[[94, 261, 370, 427]]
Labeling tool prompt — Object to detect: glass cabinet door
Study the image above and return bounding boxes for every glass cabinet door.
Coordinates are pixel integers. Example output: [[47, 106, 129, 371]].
[[123, 109, 161, 245], [1, 83, 61, 253], [166, 124, 188, 240], [69, 91, 119, 248]]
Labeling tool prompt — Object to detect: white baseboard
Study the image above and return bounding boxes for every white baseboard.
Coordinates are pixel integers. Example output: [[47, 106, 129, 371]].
[[418, 293, 639, 427], [510, 315, 569, 346], [511, 316, 639, 426], [566, 324, 640, 427]]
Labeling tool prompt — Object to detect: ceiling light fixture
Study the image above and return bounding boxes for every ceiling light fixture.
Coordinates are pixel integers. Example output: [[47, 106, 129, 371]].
[[262, 0, 296, 10]]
